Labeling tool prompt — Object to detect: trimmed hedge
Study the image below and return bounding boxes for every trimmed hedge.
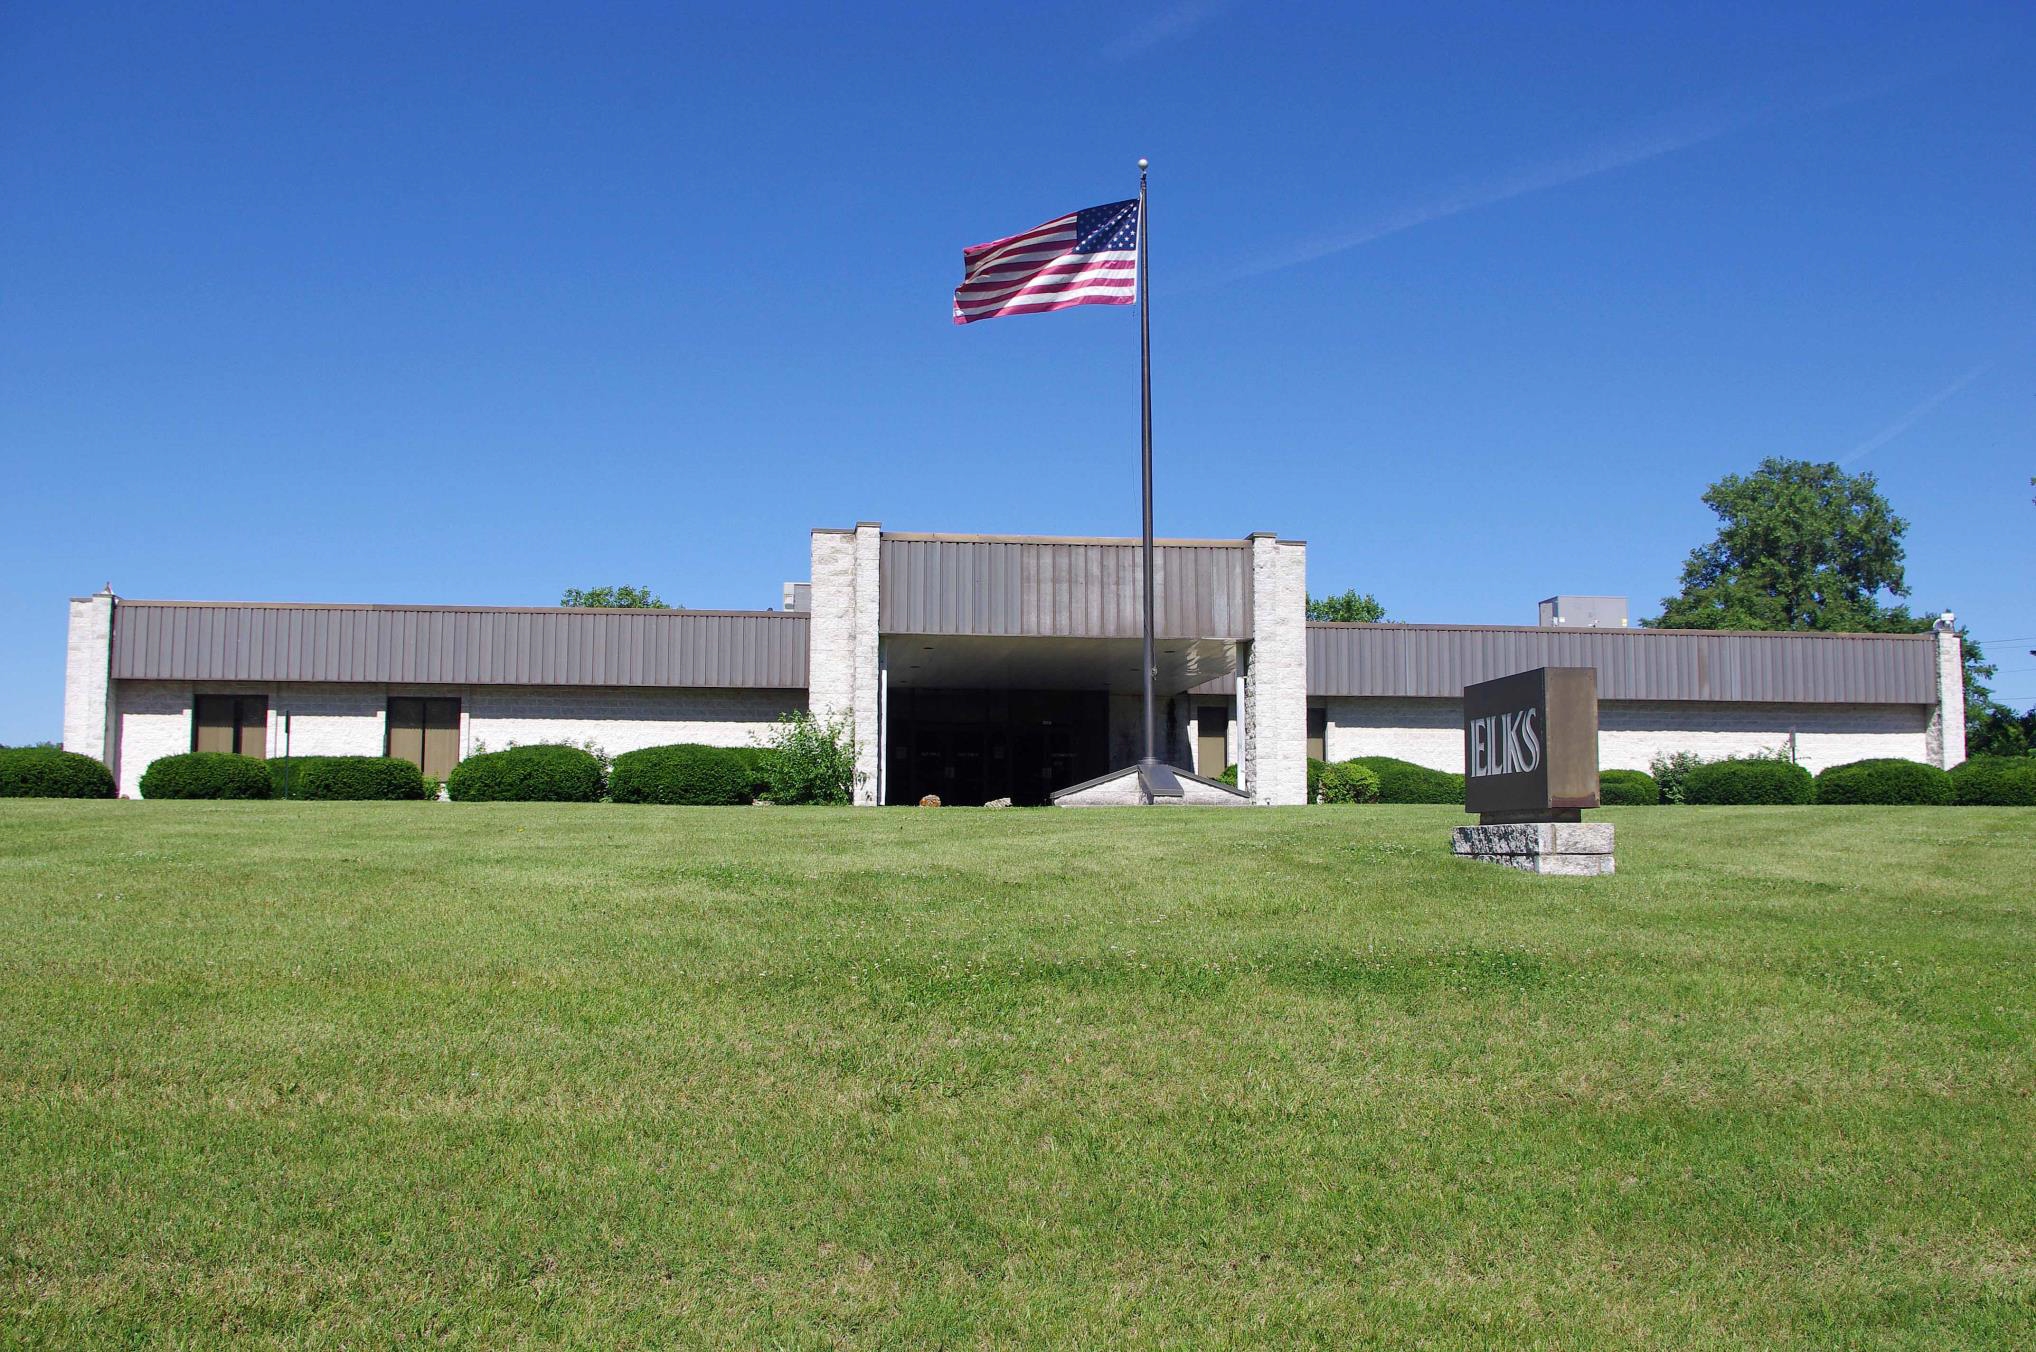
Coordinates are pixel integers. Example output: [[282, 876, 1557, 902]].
[[139, 752, 274, 800], [266, 757, 312, 799], [1949, 755, 2036, 807], [1681, 757, 1813, 806], [1218, 763, 1238, 787], [1598, 769, 1661, 806], [447, 745, 604, 803], [1814, 758, 1953, 806], [729, 746, 774, 802], [1342, 756, 1465, 804], [0, 747, 116, 799], [610, 744, 758, 805], [297, 756, 427, 801], [1306, 758, 1327, 804], [1319, 760, 1381, 804]]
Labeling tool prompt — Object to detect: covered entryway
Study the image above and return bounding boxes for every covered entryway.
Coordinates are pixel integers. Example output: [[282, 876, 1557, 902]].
[[880, 633, 1235, 805], [887, 689, 1108, 806]]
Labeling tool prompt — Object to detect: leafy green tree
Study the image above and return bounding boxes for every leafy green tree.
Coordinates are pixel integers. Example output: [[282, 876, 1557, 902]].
[[759, 711, 857, 805], [1651, 457, 2017, 752], [1653, 459, 1909, 632], [559, 585, 669, 609], [1306, 590, 1387, 623]]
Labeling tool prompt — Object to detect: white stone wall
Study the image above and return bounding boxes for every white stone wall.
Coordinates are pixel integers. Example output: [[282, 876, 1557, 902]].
[[1321, 695, 1932, 776], [62, 595, 115, 764], [1320, 697, 1461, 771], [110, 680, 804, 797], [270, 685, 389, 758], [112, 681, 198, 798], [1240, 536, 1307, 805], [466, 686, 803, 757]]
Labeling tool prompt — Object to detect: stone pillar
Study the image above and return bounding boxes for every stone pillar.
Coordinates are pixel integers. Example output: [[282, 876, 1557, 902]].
[[63, 592, 117, 771], [851, 523, 883, 804], [1927, 618, 1966, 769], [1241, 533, 1308, 805], [806, 523, 884, 805]]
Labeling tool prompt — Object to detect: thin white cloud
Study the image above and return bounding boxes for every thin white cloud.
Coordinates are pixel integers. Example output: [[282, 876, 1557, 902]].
[[1223, 65, 1920, 282], [1842, 360, 1995, 465], [1104, 0, 1237, 60]]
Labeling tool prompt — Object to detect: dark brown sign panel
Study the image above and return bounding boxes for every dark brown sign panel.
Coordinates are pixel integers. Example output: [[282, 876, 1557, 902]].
[[1463, 666, 1600, 822]]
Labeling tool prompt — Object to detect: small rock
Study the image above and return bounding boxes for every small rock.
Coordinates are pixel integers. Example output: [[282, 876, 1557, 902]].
[[984, 797, 1012, 808]]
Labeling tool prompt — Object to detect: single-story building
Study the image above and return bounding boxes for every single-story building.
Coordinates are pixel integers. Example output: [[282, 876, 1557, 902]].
[[63, 523, 1967, 803]]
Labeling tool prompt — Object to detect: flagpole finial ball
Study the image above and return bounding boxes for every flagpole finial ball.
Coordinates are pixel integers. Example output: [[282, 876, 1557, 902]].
[[1137, 158, 1149, 170]]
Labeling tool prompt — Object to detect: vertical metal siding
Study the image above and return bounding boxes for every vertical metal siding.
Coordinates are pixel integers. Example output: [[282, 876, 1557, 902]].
[[1302, 624, 1936, 704], [878, 537, 1252, 638], [110, 602, 809, 688]]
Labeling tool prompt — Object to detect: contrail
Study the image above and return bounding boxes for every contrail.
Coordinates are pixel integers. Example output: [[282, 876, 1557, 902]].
[[1842, 360, 1996, 465], [1222, 66, 1920, 283], [1104, 0, 1237, 60]]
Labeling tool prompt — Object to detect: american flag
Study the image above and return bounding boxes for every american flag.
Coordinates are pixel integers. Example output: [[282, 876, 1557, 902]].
[[952, 199, 1140, 324]]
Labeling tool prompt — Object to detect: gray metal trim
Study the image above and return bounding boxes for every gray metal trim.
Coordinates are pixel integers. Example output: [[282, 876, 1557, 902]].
[[1297, 623, 1935, 704], [110, 601, 809, 689], [879, 536, 1252, 638]]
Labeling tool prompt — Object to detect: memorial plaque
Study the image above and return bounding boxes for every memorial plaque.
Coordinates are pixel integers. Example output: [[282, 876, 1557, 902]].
[[1462, 666, 1599, 824]]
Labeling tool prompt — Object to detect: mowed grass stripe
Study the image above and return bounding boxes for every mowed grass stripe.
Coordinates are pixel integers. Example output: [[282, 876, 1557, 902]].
[[1, 801, 2031, 1347]]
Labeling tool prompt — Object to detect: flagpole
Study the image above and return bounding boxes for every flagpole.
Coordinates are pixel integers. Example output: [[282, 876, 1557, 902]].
[[1135, 157, 1179, 801]]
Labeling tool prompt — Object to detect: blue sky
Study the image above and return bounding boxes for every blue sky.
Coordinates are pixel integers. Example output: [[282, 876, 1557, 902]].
[[3, 1, 2032, 743]]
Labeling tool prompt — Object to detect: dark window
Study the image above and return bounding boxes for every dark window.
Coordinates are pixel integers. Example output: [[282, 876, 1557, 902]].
[[193, 694, 268, 758], [1306, 706, 1327, 762], [1197, 705, 1230, 777], [387, 698, 461, 780]]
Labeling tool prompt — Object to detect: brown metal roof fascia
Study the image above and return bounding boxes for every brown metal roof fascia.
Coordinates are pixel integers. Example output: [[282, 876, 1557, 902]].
[[878, 535, 1252, 639], [878, 530, 1253, 548], [110, 601, 809, 689], [1302, 623, 1937, 704]]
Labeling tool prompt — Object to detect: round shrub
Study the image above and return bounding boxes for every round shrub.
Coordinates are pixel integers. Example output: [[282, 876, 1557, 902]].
[[0, 747, 115, 799], [1814, 758, 1953, 806], [1680, 757, 1813, 806], [609, 744, 756, 806], [139, 752, 274, 800], [1218, 763, 1239, 787], [446, 745, 604, 803], [1949, 755, 2036, 807], [1343, 756, 1465, 804], [1318, 760, 1381, 804], [1306, 757, 1328, 803], [1598, 769, 1661, 806], [295, 756, 427, 801], [728, 746, 774, 801], [266, 757, 311, 799]]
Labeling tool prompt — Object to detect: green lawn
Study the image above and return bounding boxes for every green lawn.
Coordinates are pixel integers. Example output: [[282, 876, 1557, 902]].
[[1, 801, 2032, 1348]]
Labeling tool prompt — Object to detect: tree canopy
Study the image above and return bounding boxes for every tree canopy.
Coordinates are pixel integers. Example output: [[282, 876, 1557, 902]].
[[1653, 458, 1909, 632], [1652, 457, 2024, 755], [559, 585, 669, 609], [1306, 590, 1387, 623]]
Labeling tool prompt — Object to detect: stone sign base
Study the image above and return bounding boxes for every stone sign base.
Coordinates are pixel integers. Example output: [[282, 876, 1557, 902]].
[[1452, 821, 1615, 876]]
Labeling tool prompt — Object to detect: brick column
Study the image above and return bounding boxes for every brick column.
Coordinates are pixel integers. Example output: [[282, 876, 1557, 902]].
[[851, 523, 883, 804], [63, 593, 117, 771], [1927, 618, 1966, 769], [1241, 534, 1307, 805], [806, 523, 884, 804]]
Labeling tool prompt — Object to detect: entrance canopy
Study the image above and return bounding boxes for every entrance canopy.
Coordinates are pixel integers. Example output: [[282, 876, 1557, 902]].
[[885, 634, 1238, 694]]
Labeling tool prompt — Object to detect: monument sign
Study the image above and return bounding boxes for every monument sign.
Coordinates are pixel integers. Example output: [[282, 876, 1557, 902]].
[[1453, 666, 1615, 875]]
